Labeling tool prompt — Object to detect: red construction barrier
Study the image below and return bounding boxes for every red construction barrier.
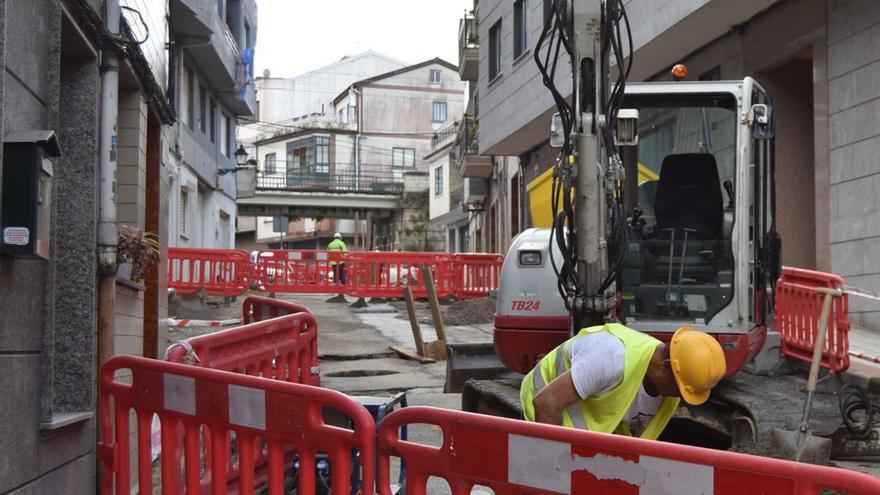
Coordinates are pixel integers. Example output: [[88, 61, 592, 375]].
[[347, 251, 456, 299], [243, 295, 312, 324], [377, 406, 880, 495], [774, 266, 850, 373], [168, 247, 252, 296], [98, 355, 375, 495], [253, 249, 349, 294], [453, 253, 504, 299], [166, 309, 320, 387]]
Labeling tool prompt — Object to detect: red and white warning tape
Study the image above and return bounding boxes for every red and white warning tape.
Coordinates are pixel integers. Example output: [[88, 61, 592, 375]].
[[843, 285, 880, 303], [166, 318, 240, 328], [849, 351, 880, 365]]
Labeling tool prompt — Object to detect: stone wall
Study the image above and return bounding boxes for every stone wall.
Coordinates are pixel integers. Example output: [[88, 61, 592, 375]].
[[826, 0, 880, 328]]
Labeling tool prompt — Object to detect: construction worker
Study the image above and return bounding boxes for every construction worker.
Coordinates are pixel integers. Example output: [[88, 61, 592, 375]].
[[326, 232, 348, 302], [521, 324, 726, 440]]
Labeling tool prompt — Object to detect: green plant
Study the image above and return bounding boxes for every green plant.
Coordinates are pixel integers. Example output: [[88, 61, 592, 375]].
[[117, 225, 160, 283]]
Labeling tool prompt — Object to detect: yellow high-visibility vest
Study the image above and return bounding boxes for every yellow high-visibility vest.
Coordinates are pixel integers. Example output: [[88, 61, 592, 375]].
[[520, 323, 679, 440]]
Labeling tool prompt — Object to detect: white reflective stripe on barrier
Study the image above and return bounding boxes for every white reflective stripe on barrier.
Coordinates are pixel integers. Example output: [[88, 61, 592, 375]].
[[164, 373, 196, 415], [508, 434, 712, 495], [228, 384, 267, 431]]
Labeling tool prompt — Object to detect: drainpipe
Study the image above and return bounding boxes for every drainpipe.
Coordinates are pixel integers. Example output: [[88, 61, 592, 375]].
[[97, 0, 120, 370], [352, 86, 361, 189]]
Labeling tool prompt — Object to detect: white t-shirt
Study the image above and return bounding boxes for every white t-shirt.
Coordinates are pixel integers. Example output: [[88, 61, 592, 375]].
[[568, 332, 663, 431]]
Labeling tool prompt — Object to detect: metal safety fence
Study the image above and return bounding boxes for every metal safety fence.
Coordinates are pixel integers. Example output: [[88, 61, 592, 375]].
[[98, 355, 375, 495], [377, 406, 880, 495], [168, 248, 504, 300]]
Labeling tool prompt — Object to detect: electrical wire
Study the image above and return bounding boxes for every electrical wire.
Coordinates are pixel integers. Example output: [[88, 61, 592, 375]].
[[839, 384, 879, 439]]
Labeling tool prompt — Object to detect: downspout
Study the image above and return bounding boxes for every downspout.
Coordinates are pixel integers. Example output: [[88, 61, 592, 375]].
[[97, 0, 120, 370], [353, 86, 362, 190]]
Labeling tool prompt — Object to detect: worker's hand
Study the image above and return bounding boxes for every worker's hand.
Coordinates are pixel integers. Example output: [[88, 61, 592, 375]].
[[533, 370, 581, 426]]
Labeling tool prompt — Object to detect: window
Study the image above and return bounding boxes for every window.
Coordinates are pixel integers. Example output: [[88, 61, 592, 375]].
[[265, 153, 276, 174], [209, 97, 216, 142], [544, 0, 553, 27], [434, 165, 444, 196], [489, 20, 502, 80], [178, 190, 187, 238], [199, 85, 207, 133], [285, 136, 330, 176], [430, 69, 441, 83], [432, 101, 447, 122], [244, 21, 251, 50], [315, 136, 329, 174], [392, 148, 415, 168], [182, 66, 194, 129], [514, 0, 528, 59]]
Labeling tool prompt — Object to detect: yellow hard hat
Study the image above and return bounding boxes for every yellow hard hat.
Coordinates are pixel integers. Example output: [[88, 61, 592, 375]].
[[669, 327, 727, 405]]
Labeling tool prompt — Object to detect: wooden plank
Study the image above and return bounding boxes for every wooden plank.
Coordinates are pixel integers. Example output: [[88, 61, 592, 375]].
[[389, 345, 435, 364], [423, 340, 448, 361], [422, 265, 447, 342], [403, 286, 426, 356]]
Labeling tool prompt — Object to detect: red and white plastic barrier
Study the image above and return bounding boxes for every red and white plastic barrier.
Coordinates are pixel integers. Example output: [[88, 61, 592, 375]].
[[242, 295, 313, 324], [166, 298, 319, 386], [774, 267, 851, 373], [168, 247, 504, 300], [168, 247, 252, 296], [98, 355, 375, 495], [377, 406, 880, 495]]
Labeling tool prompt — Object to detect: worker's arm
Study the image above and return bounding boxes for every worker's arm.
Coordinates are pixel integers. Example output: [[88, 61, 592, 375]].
[[532, 370, 581, 426]]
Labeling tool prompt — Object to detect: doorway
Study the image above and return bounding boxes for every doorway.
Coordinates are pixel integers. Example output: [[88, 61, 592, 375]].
[[759, 55, 816, 269]]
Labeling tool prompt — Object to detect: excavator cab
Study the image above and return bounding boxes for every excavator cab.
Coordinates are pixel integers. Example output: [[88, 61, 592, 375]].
[[490, 78, 779, 377]]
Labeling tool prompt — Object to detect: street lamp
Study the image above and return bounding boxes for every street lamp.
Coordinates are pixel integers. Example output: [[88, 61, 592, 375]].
[[218, 145, 253, 175]]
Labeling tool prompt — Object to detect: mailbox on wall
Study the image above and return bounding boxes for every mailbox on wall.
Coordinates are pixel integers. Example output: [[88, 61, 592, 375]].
[[1, 130, 61, 259]]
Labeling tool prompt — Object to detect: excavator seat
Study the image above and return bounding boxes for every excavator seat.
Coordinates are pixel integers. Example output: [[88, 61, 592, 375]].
[[646, 153, 725, 283]]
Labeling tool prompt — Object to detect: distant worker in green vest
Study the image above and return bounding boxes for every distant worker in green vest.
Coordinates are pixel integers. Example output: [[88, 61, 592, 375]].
[[327, 233, 348, 301], [521, 324, 726, 440]]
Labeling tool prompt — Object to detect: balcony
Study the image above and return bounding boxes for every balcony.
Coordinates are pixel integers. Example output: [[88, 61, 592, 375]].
[[172, 0, 255, 116], [256, 171, 404, 196], [463, 177, 487, 205], [458, 15, 478, 81], [431, 122, 458, 150], [457, 117, 492, 178], [169, 0, 214, 38]]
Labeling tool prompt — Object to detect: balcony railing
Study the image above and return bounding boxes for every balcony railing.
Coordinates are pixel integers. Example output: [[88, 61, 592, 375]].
[[432, 122, 459, 149], [456, 116, 493, 178], [256, 171, 404, 195], [458, 15, 479, 80], [458, 117, 479, 159]]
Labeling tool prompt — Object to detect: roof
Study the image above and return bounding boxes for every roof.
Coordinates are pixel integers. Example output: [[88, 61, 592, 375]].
[[332, 57, 459, 105], [257, 50, 407, 81]]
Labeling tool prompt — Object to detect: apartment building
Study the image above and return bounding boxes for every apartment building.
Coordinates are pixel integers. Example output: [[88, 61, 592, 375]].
[[239, 58, 465, 251], [427, 123, 470, 252], [237, 51, 406, 248], [0, 0, 181, 490], [473, 0, 880, 328], [166, 0, 257, 250]]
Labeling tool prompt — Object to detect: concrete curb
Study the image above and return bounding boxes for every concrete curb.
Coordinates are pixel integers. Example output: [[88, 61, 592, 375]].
[[166, 318, 241, 328]]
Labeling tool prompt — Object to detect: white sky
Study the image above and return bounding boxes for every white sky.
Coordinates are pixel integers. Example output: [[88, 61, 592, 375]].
[[255, 0, 472, 78]]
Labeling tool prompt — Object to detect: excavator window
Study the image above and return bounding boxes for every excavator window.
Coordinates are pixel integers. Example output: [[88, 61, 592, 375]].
[[620, 93, 737, 323]]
